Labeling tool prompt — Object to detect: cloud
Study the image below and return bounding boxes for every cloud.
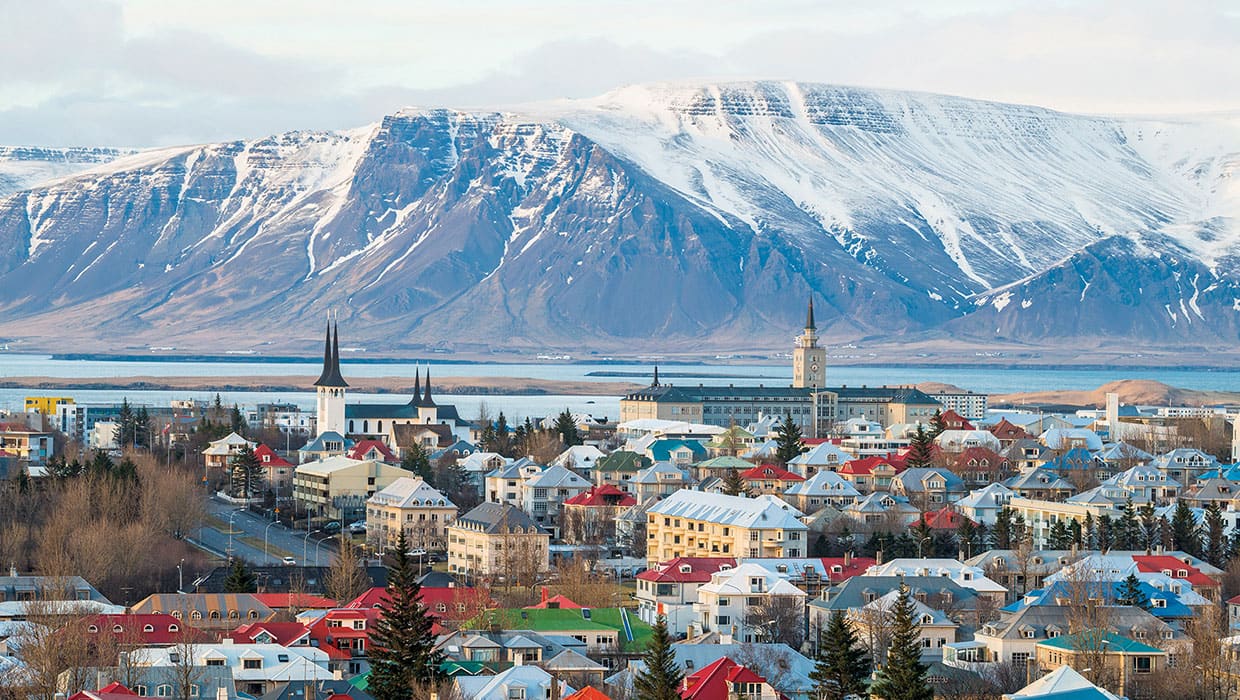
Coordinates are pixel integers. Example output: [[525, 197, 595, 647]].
[[1, 0, 1237, 147]]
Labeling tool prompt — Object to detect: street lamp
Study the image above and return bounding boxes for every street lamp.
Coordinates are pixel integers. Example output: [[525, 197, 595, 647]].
[[264, 519, 281, 565], [303, 529, 322, 564], [917, 536, 932, 559], [314, 535, 337, 567], [177, 559, 185, 593]]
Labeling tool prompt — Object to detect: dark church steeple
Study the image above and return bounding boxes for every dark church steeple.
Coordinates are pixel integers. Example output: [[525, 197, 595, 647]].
[[422, 368, 435, 407], [806, 296, 816, 331], [314, 319, 348, 388], [652, 365, 660, 387]]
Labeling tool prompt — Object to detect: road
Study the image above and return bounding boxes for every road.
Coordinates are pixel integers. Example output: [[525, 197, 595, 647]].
[[199, 497, 342, 566]]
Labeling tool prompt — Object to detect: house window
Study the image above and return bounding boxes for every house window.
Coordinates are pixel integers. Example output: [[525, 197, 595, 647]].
[[243, 659, 262, 670], [1134, 656, 1153, 673], [206, 659, 225, 667], [156, 686, 172, 697], [136, 687, 148, 697]]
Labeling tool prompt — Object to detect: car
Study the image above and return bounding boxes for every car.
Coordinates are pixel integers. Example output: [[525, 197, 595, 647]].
[[348, 521, 367, 533], [282, 556, 297, 566], [408, 548, 428, 558], [428, 551, 447, 563], [322, 521, 342, 533]]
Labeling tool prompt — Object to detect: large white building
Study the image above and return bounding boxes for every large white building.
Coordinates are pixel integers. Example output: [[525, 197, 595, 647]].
[[646, 490, 808, 565], [692, 562, 807, 643]]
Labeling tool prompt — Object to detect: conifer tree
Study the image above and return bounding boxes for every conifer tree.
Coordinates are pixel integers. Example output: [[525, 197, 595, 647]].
[[992, 507, 1014, 549], [633, 615, 682, 700], [929, 409, 946, 439], [775, 412, 805, 465], [223, 558, 256, 593], [134, 406, 151, 448], [906, 424, 935, 469], [230, 444, 263, 499], [721, 468, 750, 497], [494, 412, 512, 456], [1083, 511, 1097, 549], [401, 442, 434, 485], [1138, 503, 1159, 551], [1047, 519, 1071, 549], [1114, 497, 1139, 550], [1116, 573, 1149, 610], [869, 585, 933, 700], [369, 530, 442, 700], [812, 610, 870, 700], [1204, 501, 1229, 568], [116, 398, 135, 448], [230, 404, 246, 434], [553, 409, 582, 447], [1097, 514, 1113, 551], [1171, 500, 1200, 556], [1068, 519, 1082, 547]]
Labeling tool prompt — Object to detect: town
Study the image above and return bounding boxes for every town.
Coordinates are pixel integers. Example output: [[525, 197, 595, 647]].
[[3, 306, 1240, 700]]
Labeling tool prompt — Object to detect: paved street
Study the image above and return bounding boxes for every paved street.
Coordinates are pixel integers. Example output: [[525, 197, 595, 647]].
[[200, 497, 341, 566]]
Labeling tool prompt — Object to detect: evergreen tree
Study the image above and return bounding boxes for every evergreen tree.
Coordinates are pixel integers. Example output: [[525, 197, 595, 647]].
[[929, 409, 946, 439], [230, 444, 263, 499], [811, 610, 870, 700], [116, 398, 135, 448], [400, 443, 435, 485], [906, 424, 935, 469], [223, 558, 256, 593], [112, 457, 139, 483], [230, 405, 246, 435], [1083, 512, 1097, 550], [774, 412, 805, 465], [1204, 501, 1228, 568], [1172, 501, 1201, 556], [553, 409, 582, 447], [1116, 573, 1149, 610], [720, 469, 750, 497], [869, 585, 933, 700], [134, 406, 151, 448], [1114, 498, 1139, 550], [479, 420, 498, 453], [1068, 519, 1083, 547], [494, 412, 512, 457], [955, 518, 978, 558], [369, 530, 443, 700], [1047, 519, 1071, 549], [1138, 503, 1159, 551], [1097, 514, 1113, 551], [1158, 515, 1174, 550], [992, 507, 1014, 549], [89, 450, 114, 476], [633, 615, 682, 700]]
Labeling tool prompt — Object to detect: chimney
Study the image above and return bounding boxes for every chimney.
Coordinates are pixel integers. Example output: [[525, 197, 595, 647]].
[[686, 624, 694, 639], [876, 549, 884, 566], [844, 551, 852, 568], [550, 676, 561, 699], [541, 586, 549, 604]]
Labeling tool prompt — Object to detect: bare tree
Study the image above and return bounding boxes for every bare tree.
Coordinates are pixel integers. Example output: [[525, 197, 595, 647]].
[[160, 628, 206, 700], [849, 596, 896, 667], [323, 541, 369, 605], [742, 595, 806, 649], [1060, 560, 1118, 693]]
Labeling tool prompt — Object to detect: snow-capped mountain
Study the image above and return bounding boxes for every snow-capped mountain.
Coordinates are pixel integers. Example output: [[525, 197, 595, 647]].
[[0, 146, 134, 196], [0, 81, 1237, 353]]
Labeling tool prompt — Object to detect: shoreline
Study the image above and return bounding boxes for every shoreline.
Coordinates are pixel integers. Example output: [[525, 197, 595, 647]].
[[0, 375, 641, 397]]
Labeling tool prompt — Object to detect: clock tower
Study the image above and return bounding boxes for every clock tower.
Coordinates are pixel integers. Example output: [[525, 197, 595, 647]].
[[792, 297, 826, 389]]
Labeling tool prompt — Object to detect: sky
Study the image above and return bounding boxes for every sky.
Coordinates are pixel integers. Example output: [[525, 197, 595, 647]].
[[2, 0, 1238, 147]]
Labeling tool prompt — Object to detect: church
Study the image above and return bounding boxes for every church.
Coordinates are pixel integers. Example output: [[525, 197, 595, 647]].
[[303, 322, 471, 460], [619, 298, 941, 436]]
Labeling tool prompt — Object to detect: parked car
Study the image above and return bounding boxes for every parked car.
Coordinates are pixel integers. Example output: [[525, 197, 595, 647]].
[[282, 556, 297, 566], [322, 521, 343, 533], [348, 520, 367, 533], [408, 548, 428, 558]]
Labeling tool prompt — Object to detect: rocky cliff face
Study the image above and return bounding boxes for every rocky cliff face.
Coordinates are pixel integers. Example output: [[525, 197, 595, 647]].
[[0, 82, 1237, 352]]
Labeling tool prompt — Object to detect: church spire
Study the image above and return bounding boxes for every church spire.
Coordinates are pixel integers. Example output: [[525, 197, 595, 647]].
[[313, 320, 333, 387], [806, 296, 816, 330], [422, 368, 435, 406], [412, 365, 421, 400], [328, 321, 348, 387], [315, 316, 348, 388], [652, 365, 660, 387]]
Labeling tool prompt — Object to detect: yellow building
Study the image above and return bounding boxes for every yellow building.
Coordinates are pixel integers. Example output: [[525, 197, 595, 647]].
[[644, 489, 808, 566], [447, 502, 550, 580], [1035, 632, 1167, 699], [366, 476, 458, 553], [293, 456, 407, 526], [24, 396, 74, 416], [1008, 497, 1121, 548]]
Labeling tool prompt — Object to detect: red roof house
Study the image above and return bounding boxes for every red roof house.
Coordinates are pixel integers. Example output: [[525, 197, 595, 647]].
[[347, 585, 494, 623], [525, 587, 584, 610], [739, 464, 804, 495], [251, 593, 338, 610], [920, 507, 976, 531], [224, 621, 312, 647], [82, 614, 208, 645], [1133, 555, 1220, 596], [680, 657, 787, 700], [67, 682, 139, 700], [253, 444, 293, 468], [938, 410, 975, 431], [306, 608, 382, 664], [988, 418, 1034, 444], [564, 688, 612, 700], [637, 558, 738, 585], [562, 484, 637, 508], [347, 440, 396, 463], [820, 556, 877, 582]]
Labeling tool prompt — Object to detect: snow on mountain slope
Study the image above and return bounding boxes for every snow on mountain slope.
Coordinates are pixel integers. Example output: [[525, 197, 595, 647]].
[[1, 82, 1239, 352], [0, 146, 135, 196]]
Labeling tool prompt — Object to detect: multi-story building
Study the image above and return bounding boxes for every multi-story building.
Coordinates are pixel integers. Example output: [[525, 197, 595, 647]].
[[630, 461, 695, 502], [0, 422, 53, 465], [247, 403, 316, 438], [366, 476, 457, 553], [692, 563, 807, 644], [781, 469, 861, 512], [130, 642, 332, 697], [926, 390, 989, 421], [634, 557, 736, 636], [1007, 497, 1122, 548], [522, 464, 593, 535], [645, 490, 808, 566], [447, 502, 550, 580], [293, 456, 407, 526], [23, 396, 74, 417], [202, 432, 256, 487]]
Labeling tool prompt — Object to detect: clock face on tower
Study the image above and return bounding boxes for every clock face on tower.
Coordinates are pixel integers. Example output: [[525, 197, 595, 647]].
[[810, 363, 819, 373]]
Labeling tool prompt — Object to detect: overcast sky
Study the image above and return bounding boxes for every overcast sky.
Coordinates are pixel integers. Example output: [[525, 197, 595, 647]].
[[3, 0, 1238, 147]]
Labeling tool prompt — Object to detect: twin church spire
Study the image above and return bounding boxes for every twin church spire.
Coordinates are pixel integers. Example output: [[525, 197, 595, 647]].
[[313, 320, 348, 388]]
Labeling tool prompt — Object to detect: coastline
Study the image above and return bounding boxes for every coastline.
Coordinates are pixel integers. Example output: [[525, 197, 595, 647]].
[[0, 375, 641, 397]]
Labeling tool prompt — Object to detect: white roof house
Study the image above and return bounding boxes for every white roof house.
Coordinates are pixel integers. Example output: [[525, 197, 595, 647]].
[[202, 432, 256, 457], [864, 559, 1007, 595], [787, 442, 854, 476], [648, 491, 807, 532], [616, 419, 724, 439], [784, 470, 861, 501], [935, 430, 1002, 453], [453, 664, 574, 699], [698, 562, 808, 599], [367, 476, 456, 510], [1041, 428, 1104, 452], [552, 445, 605, 471], [293, 455, 367, 476], [955, 483, 1015, 525], [131, 642, 332, 684], [1005, 664, 1122, 700]]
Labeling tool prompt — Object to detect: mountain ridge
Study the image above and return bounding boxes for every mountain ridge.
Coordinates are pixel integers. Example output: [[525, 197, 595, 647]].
[[0, 80, 1238, 353]]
